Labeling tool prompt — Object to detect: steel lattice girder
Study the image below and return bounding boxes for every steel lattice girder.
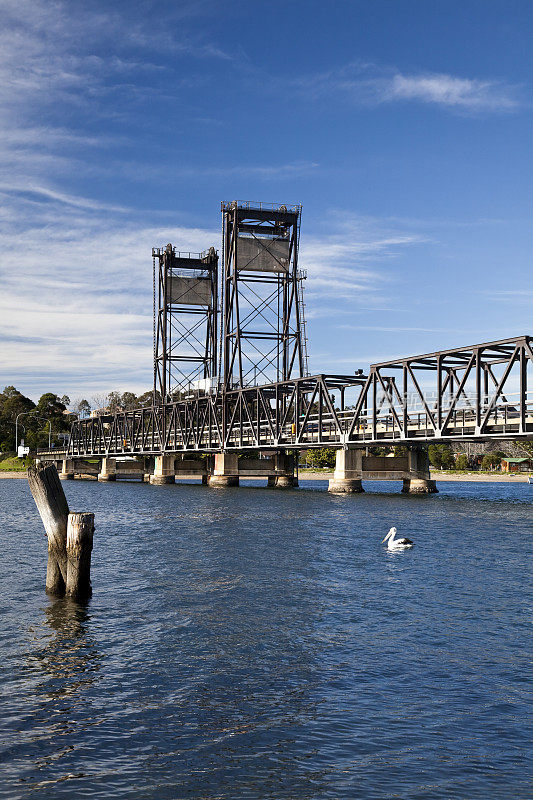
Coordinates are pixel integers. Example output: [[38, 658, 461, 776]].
[[221, 201, 306, 390], [153, 244, 218, 402], [62, 335, 532, 458]]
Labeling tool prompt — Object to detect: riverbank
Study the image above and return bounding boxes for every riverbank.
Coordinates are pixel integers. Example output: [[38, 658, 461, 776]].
[[431, 471, 530, 482], [298, 470, 531, 483], [1, 470, 530, 483]]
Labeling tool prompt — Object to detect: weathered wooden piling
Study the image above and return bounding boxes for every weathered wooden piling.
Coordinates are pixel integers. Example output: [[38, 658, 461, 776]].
[[66, 513, 94, 600], [28, 464, 69, 595], [27, 463, 94, 598]]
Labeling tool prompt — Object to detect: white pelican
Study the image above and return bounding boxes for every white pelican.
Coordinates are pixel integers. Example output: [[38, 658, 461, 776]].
[[382, 527, 414, 550]]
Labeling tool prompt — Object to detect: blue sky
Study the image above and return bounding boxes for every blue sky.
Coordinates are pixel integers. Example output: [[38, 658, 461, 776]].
[[0, 0, 531, 402]]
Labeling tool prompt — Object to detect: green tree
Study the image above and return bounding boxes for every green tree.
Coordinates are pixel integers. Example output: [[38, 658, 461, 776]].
[[306, 448, 336, 469], [74, 399, 91, 418], [32, 393, 70, 449], [121, 392, 138, 410], [37, 393, 66, 418], [368, 446, 390, 456], [455, 453, 469, 470], [137, 390, 160, 407], [0, 386, 35, 451], [106, 391, 123, 413], [428, 443, 455, 470], [481, 453, 501, 471], [393, 445, 408, 456], [514, 440, 533, 458]]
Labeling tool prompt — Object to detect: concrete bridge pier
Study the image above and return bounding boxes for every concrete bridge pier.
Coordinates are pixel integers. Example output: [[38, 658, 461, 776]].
[[268, 474, 297, 488], [402, 448, 438, 494], [98, 457, 117, 482], [142, 458, 153, 482], [150, 455, 175, 485], [267, 451, 298, 488], [208, 453, 239, 487], [59, 459, 75, 480], [328, 449, 364, 493]]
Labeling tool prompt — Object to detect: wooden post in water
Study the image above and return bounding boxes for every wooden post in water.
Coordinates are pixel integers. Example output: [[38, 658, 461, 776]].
[[66, 513, 94, 600], [28, 464, 69, 595], [28, 463, 95, 598]]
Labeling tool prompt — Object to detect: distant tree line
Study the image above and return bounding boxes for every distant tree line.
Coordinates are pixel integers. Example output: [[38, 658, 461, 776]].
[[0, 387, 72, 452], [88, 390, 158, 415], [0, 387, 157, 453]]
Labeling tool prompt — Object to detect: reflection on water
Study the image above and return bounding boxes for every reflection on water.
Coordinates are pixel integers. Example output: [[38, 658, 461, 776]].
[[6, 599, 101, 793], [34, 599, 98, 691], [0, 478, 531, 799]]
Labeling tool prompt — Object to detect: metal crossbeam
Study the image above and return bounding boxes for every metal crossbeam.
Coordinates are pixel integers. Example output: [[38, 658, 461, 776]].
[[60, 335, 532, 459]]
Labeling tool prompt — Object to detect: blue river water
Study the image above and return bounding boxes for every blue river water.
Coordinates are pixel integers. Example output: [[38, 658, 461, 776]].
[[0, 477, 531, 799]]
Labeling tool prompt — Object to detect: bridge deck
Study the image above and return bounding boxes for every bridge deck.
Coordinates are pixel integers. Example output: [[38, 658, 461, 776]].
[[36, 335, 533, 459]]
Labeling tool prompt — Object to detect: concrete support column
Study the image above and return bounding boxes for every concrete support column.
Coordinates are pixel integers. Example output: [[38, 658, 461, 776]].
[[328, 449, 364, 493], [142, 459, 153, 482], [269, 451, 298, 488], [267, 473, 298, 488], [402, 447, 438, 494], [150, 455, 175, 485], [208, 453, 239, 487], [59, 459, 75, 480], [98, 457, 116, 482], [407, 447, 429, 476], [402, 477, 438, 494], [274, 474, 298, 488]]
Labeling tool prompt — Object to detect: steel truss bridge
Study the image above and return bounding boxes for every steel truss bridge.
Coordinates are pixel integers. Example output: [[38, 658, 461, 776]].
[[67, 335, 533, 457], [39, 200, 530, 461]]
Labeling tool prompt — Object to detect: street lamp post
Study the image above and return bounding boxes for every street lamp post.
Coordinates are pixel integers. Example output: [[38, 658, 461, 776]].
[[15, 412, 52, 453]]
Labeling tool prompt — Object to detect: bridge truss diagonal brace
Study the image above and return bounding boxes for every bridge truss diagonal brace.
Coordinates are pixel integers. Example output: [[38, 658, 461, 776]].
[[62, 334, 532, 461]]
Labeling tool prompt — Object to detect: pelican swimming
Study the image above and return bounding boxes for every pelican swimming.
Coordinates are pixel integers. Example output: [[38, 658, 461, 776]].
[[382, 527, 414, 550]]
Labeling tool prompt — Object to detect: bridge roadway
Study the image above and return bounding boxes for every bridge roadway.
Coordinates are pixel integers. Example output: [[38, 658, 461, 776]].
[[34, 335, 532, 458], [35, 335, 532, 492], [60, 384, 533, 458]]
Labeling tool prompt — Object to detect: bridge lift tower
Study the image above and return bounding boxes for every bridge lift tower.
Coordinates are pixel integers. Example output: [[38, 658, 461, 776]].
[[153, 244, 218, 402], [220, 201, 308, 389]]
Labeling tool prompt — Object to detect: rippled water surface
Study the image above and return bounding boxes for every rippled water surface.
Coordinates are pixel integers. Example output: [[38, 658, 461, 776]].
[[0, 478, 531, 799]]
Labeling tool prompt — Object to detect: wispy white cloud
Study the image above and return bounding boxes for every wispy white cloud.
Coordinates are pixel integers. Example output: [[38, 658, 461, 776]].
[[0, 0, 234, 186], [481, 290, 533, 317], [301, 214, 425, 305], [0, 193, 219, 397], [294, 62, 520, 113], [385, 72, 518, 110], [338, 325, 452, 333], [172, 161, 319, 180], [0, 189, 427, 398], [484, 289, 533, 300], [0, 183, 129, 212]]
